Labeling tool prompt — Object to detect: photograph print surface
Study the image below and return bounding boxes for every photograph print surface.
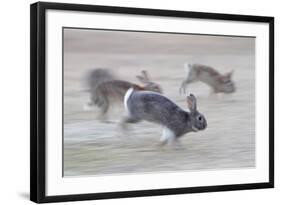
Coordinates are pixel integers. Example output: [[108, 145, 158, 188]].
[[63, 28, 255, 177]]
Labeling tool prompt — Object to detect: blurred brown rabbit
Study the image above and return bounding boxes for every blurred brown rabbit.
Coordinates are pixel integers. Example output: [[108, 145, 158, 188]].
[[85, 69, 162, 118], [180, 63, 236, 94]]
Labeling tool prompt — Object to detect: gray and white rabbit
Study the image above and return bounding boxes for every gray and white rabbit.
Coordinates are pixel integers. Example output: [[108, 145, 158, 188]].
[[85, 69, 162, 118], [122, 89, 207, 145], [180, 63, 236, 94]]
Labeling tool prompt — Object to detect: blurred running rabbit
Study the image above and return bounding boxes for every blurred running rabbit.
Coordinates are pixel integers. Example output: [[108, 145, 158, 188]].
[[122, 89, 207, 145], [85, 69, 162, 118], [180, 63, 236, 94]]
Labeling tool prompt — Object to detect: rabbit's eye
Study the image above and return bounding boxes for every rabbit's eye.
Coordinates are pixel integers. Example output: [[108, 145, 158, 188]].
[[198, 116, 202, 121]]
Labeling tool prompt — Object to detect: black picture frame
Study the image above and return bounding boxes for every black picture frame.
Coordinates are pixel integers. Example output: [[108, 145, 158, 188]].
[[30, 1, 274, 203]]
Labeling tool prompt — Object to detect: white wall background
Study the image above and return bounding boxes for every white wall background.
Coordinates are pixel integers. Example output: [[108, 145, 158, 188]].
[[0, 0, 279, 204]]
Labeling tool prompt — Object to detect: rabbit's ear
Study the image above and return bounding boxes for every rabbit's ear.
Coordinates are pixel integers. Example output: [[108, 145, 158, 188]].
[[187, 94, 197, 111], [225, 70, 234, 78], [137, 70, 150, 84], [136, 75, 147, 84], [141, 70, 150, 81]]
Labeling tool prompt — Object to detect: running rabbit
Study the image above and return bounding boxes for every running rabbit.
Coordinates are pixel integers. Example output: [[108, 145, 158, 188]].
[[85, 69, 162, 118], [122, 89, 207, 144], [180, 63, 236, 94]]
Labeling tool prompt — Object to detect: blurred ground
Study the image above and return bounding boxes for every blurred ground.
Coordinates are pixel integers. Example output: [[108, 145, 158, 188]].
[[63, 28, 255, 176]]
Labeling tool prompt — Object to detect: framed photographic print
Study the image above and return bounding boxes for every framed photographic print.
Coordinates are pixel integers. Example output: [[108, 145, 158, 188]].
[[30, 2, 274, 203]]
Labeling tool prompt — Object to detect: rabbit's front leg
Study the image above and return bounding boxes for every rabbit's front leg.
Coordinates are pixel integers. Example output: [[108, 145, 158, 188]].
[[160, 127, 176, 145], [179, 81, 187, 94], [179, 78, 194, 94], [120, 116, 140, 130]]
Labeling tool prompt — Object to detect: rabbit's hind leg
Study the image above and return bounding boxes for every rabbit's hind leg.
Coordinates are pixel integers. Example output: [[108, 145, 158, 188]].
[[95, 92, 110, 121], [83, 91, 97, 111]]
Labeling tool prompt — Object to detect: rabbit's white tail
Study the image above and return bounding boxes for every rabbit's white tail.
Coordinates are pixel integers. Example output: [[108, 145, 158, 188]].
[[124, 87, 134, 112]]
